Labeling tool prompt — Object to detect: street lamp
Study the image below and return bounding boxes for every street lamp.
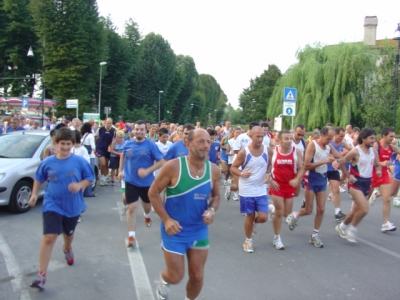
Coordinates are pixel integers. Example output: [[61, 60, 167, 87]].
[[158, 90, 163, 122], [98, 62, 107, 119], [27, 44, 45, 126], [393, 22, 400, 129], [190, 103, 194, 123]]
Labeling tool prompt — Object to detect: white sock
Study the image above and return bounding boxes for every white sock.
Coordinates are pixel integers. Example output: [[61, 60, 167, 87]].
[[340, 222, 347, 229], [349, 225, 357, 231], [129, 231, 135, 237], [143, 212, 151, 218], [274, 235, 280, 239], [335, 208, 341, 215], [246, 238, 252, 242]]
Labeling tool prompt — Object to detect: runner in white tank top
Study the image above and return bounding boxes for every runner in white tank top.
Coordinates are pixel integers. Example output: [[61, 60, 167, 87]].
[[335, 128, 381, 243], [231, 126, 273, 253]]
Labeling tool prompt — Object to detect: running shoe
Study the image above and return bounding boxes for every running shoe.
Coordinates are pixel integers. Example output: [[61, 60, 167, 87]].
[[339, 186, 346, 193], [156, 273, 170, 300], [309, 235, 324, 248], [393, 198, 400, 207], [100, 180, 105, 186], [243, 240, 254, 253], [110, 180, 115, 186], [273, 238, 285, 250], [77, 216, 82, 223], [127, 236, 136, 248], [369, 188, 379, 206], [232, 191, 239, 201], [30, 273, 46, 290], [335, 224, 347, 239], [300, 198, 305, 209], [335, 211, 346, 222], [224, 186, 231, 201], [381, 221, 397, 232], [346, 228, 357, 243], [287, 212, 298, 231], [144, 212, 152, 227], [327, 194, 333, 201], [63, 246, 74, 265]]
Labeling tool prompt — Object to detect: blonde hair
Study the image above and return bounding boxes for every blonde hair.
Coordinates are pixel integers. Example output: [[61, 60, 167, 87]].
[[116, 130, 124, 138]]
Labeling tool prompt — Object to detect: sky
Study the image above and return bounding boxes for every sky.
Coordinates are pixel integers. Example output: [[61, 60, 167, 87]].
[[96, 0, 400, 109]]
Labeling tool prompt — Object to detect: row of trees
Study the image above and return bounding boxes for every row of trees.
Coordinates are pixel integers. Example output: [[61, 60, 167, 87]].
[[0, 0, 227, 124], [241, 41, 398, 131]]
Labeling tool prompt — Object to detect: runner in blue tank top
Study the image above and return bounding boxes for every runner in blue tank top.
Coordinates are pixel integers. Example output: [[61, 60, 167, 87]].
[[149, 129, 220, 300]]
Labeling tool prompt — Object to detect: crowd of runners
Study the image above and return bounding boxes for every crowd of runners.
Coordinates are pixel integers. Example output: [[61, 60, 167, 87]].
[[25, 117, 400, 300]]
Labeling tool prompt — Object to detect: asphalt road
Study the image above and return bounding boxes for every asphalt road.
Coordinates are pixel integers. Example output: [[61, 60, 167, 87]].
[[1, 181, 400, 300]]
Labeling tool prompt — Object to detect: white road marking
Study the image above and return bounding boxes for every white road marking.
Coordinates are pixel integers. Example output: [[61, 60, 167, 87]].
[[126, 239, 156, 300], [357, 236, 400, 259], [0, 233, 31, 300], [117, 201, 126, 222]]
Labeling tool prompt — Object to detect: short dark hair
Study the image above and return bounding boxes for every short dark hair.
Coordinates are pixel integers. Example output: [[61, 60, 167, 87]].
[[326, 123, 333, 127], [80, 122, 92, 136], [55, 127, 75, 144], [353, 127, 361, 133], [381, 127, 394, 137], [334, 127, 345, 134], [159, 127, 168, 136], [358, 128, 376, 145], [249, 122, 259, 130], [207, 129, 217, 136], [320, 126, 333, 136], [261, 122, 269, 128], [135, 120, 146, 126], [295, 124, 305, 130], [74, 130, 82, 143], [50, 129, 58, 137], [183, 123, 195, 131], [278, 130, 291, 139]]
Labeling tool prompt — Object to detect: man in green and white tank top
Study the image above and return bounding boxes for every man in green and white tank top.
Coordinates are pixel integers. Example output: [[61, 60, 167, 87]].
[[149, 129, 220, 300]]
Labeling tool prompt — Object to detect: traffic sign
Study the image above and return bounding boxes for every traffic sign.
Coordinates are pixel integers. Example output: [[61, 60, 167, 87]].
[[283, 102, 296, 116], [22, 97, 28, 110], [283, 87, 297, 102], [66, 99, 78, 109]]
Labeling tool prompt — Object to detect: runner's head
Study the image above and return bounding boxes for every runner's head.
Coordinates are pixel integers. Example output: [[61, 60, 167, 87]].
[[278, 130, 292, 150], [233, 127, 241, 139], [105, 118, 113, 130], [134, 120, 147, 141], [158, 127, 169, 144], [249, 126, 264, 147], [357, 128, 376, 147], [334, 127, 345, 143], [207, 129, 217, 141], [261, 122, 269, 136], [182, 123, 195, 142], [187, 129, 211, 160], [319, 126, 335, 145], [381, 127, 395, 143], [248, 122, 259, 133], [293, 124, 305, 142]]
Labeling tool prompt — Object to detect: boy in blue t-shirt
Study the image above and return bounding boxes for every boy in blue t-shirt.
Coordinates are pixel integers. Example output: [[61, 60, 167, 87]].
[[207, 128, 220, 165], [29, 127, 94, 290]]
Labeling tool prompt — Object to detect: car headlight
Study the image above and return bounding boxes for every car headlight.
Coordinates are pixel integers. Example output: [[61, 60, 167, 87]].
[[0, 173, 5, 181]]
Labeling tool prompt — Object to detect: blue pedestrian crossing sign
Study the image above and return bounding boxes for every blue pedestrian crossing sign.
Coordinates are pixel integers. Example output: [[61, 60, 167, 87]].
[[283, 87, 297, 116], [283, 87, 297, 103]]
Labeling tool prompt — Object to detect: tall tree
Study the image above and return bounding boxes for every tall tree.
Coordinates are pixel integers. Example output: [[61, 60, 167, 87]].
[[267, 43, 376, 129], [0, 0, 39, 97], [30, 0, 107, 118], [127, 32, 176, 122], [240, 64, 282, 123]]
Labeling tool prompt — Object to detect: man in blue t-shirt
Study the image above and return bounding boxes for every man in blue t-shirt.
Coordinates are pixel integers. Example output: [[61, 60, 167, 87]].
[[164, 123, 195, 161], [118, 120, 165, 248], [28, 127, 94, 290], [6, 117, 25, 133], [206, 128, 220, 165]]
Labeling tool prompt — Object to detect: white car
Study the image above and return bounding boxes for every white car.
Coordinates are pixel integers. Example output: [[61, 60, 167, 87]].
[[0, 130, 98, 213]]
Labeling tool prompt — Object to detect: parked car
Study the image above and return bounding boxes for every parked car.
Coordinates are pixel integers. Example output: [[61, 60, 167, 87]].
[[0, 130, 98, 213]]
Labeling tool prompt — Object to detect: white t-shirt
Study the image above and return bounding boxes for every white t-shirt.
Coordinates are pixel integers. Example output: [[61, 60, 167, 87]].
[[72, 146, 90, 164], [292, 139, 305, 157], [263, 135, 271, 147], [228, 138, 236, 164], [233, 132, 251, 151], [81, 133, 96, 159], [155, 141, 173, 176]]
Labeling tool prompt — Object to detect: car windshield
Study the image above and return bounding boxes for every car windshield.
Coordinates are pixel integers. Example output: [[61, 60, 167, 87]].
[[0, 134, 46, 158]]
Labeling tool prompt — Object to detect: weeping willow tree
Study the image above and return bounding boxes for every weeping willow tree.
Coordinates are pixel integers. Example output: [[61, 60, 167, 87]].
[[267, 42, 377, 129]]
